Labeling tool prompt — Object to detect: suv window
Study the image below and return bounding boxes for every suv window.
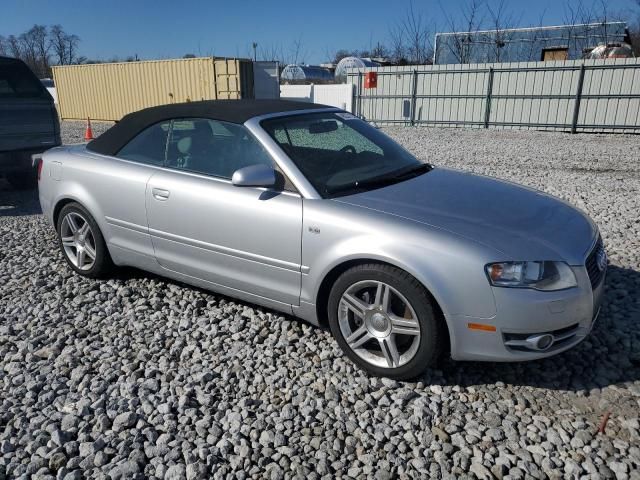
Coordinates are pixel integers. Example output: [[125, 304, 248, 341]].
[[116, 122, 171, 165], [0, 60, 48, 99], [165, 118, 273, 179]]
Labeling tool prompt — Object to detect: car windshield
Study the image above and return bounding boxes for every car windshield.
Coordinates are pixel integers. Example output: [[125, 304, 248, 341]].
[[261, 112, 431, 198]]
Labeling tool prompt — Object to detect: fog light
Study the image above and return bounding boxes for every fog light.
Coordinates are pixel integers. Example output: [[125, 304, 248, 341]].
[[534, 334, 554, 351]]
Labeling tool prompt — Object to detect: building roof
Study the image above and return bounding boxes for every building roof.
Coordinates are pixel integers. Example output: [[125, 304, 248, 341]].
[[435, 21, 628, 37], [433, 21, 629, 64], [87, 99, 330, 156]]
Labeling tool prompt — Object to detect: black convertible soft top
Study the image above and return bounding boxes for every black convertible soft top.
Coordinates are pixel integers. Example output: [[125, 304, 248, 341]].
[[87, 99, 331, 156]]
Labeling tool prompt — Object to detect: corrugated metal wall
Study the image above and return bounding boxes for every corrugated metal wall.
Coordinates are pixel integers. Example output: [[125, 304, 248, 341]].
[[53, 57, 254, 121], [347, 58, 640, 133], [280, 84, 354, 112]]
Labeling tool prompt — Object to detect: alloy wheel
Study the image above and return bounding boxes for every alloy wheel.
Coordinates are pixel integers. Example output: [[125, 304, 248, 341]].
[[60, 212, 97, 271], [338, 280, 421, 369]]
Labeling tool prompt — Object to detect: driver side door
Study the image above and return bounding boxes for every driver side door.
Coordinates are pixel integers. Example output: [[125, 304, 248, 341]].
[[145, 118, 303, 307]]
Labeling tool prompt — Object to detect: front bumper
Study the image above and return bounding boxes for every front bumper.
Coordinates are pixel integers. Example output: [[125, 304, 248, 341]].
[[449, 263, 606, 362]]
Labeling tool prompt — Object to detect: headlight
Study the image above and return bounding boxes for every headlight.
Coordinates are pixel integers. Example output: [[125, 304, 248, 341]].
[[485, 261, 577, 291]]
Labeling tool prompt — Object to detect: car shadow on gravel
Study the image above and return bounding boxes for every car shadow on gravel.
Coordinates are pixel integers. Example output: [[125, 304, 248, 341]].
[[112, 261, 640, 396], [431, 264, 640, 393], [0, 179, 41, 217], [6, 181, 636, 398]]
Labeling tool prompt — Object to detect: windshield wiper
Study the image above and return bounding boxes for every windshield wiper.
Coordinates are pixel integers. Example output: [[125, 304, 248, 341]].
[[327, 163, 433, 197], [389, 162, 433, 181]]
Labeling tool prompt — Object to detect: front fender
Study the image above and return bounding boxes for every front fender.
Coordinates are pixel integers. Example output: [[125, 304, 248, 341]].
[[301, 199, 498, 321]]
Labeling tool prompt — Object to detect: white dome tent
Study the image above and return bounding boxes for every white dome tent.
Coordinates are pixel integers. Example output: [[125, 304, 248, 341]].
[[280, 64, 334, 83], [334, 57, 380, 82]]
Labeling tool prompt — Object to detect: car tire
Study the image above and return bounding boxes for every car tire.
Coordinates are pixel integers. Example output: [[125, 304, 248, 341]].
[[7, 170, 37, 190], [56, 202, 114, 278], [328, 263, 443, 380]]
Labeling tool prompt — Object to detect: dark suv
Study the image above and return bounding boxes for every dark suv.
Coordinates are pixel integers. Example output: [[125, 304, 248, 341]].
[[0, 56, 61, 189]]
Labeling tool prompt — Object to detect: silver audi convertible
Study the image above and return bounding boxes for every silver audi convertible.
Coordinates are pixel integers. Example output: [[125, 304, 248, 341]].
[[38, 100, 606, 379]]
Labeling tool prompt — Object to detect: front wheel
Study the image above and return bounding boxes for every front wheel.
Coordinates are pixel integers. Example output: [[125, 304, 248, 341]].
[[328, 264, 443, 380], [56, 203, 113, 278]]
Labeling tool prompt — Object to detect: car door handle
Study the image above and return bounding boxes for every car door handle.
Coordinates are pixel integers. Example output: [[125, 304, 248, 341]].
[[152, 188, 170, 200]]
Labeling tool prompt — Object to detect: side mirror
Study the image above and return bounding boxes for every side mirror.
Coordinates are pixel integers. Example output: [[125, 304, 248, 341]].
[[231, 164, 276, 188]]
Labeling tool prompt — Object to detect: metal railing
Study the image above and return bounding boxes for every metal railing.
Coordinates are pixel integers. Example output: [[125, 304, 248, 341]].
[[347, 60, 640, 133]]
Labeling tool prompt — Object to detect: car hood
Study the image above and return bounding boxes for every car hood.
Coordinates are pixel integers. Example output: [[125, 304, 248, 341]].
[[335, 167, 596, 265]]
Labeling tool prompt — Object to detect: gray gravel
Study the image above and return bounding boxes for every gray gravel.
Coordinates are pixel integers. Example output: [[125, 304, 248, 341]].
[[1, 122, 639, 479]]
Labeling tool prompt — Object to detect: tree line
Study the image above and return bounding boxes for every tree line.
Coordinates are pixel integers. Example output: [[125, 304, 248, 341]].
[[258, 0, 640, 66], [0, 24, 141, 78], [0, 25, 80, 77], [2, 0, 639, 77]]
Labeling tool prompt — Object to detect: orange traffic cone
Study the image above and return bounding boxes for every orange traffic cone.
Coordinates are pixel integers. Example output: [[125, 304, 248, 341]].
[[84, 117, 94, 141]]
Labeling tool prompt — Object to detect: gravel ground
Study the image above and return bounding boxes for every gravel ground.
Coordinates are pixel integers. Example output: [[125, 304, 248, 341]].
[[1, 122, 639, 480]]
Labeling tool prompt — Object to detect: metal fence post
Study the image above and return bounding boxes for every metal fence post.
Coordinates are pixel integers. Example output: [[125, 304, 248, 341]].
[[483, 67, 494, 128], [571, 64, 586, 134], [410, 69, 418, 126], [357, 71, 363, 119]]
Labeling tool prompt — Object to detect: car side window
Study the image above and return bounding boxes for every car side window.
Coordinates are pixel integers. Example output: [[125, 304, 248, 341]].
[[116, 122, 170, 165], [165, 118, 274, 179]]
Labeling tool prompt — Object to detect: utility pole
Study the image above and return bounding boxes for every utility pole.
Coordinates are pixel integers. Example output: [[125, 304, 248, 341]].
[[252, 42, 258, 62]]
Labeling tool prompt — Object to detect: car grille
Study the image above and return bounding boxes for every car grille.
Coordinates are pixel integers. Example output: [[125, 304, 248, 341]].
[[585, 236, 606, 289]]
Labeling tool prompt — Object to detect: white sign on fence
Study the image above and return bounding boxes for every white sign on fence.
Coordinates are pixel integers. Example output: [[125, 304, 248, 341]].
[[280, 84, 354, 112]]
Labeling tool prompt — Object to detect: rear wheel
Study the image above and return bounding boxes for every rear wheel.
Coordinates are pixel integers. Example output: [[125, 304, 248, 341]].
[[56, 203, 113, 278], [7, 170, 37, 190], [328, 264, 442, 380]]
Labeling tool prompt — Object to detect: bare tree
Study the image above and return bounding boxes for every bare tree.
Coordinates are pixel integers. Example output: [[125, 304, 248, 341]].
[[484, 0, 519, 62], [439, 0, 485, 63], [49, 25, 80, 65], [631, 0, 640, 54], [258, 43, 285, 63], [331, 49, 354, 64], [388, 22, 407, 64], [288, 36, 307, 65], [254, 39, 309, 66], [390, 0, 433, 64], [22, 25, 51, 75], [7, 35, 22, 58], [523, 9, 548, 61], [50, 25, 67, 64], [563, 1, 584, 56], [370, 41, 388, 59], [2, 24, 81, 70], [404, 0, 433, 63], [19, 28, 40, 74], [66, 34, 80, 64], [32, 25, 50, 74], [564, 0, 640, 53]]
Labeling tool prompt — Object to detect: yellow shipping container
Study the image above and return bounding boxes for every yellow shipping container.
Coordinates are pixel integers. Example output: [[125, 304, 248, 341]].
[[52, 57, 255, 121]]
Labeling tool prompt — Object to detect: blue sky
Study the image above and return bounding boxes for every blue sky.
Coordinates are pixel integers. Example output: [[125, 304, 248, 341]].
[[1, 0, 636, 64]]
